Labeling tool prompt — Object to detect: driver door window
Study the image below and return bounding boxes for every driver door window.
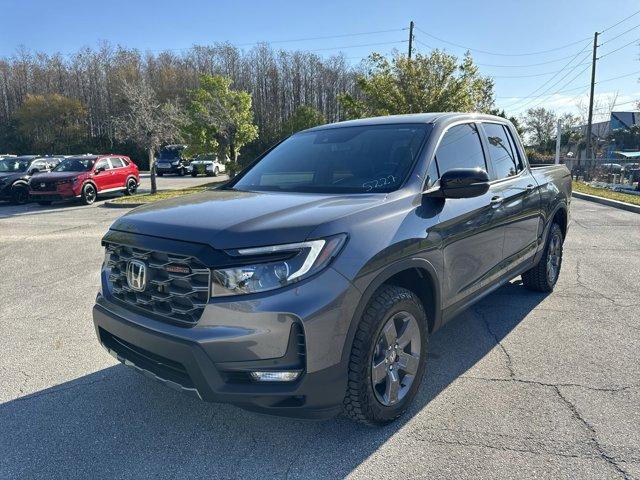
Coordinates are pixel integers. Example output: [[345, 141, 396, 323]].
[[434, 123, 487, 174]]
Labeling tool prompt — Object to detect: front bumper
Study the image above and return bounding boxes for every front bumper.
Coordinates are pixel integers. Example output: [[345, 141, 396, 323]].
[[93, 265, 361, 418], [156, 164, 182, 174]]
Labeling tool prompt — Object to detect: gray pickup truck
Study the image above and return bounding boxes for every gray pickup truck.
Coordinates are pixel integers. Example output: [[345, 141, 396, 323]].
[[93, 113, 571, 425]]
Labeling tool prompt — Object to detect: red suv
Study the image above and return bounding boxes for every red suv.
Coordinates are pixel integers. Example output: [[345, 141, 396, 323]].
[[29, 154, 140, 205]]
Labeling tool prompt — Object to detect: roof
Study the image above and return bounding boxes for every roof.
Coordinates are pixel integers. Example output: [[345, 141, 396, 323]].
[[303, 112, 510, 132], [613, 151, 640, 158], [65, 155, 99, 161]]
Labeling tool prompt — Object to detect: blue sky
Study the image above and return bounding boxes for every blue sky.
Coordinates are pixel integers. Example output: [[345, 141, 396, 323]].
[[2, 0, 639, 121]]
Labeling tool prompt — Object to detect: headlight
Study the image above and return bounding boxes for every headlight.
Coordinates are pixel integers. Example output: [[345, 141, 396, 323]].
[[172, 161, 180, 166], [211, 234, 347, 297]]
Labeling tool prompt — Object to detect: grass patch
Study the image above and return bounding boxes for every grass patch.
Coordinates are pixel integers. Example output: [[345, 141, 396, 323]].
[[573, 181, 640, 206], [111, 181, 222, 204]]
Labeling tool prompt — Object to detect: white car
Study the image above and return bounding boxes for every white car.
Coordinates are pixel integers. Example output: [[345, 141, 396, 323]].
[[188, 155, 227, 177]]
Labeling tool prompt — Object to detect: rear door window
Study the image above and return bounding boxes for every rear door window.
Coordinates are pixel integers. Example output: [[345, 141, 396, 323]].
[[483, 123, 523, 180], [110, 157, 125, 168], [434, 123, 487, 174]]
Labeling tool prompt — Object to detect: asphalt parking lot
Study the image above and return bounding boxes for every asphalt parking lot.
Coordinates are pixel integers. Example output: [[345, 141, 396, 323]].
[[0, 197, 638, 479]]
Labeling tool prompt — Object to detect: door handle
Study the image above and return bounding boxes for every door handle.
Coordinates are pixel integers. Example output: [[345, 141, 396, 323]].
[[490, 195, 504, 206], [526, 184, 535, 191]]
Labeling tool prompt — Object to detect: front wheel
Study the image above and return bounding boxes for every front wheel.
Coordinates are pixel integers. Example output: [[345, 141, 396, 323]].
[[81, 183, 97, 205], [343, 285, 428, 425], [522, 223, 564, 292], [10, 186, 29, 205]]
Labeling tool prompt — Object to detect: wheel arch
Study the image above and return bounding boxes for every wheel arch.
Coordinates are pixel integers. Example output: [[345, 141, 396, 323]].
[[340, 258, 441, 367]]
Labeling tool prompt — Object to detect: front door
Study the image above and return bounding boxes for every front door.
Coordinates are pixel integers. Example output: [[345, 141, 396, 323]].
[[430, 123, 507, 310], [92, 158, 113, 191]]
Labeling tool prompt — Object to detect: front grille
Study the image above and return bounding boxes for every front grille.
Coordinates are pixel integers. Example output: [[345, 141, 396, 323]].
[[31, 181, 57, 191], [105, 242, 210, 326]]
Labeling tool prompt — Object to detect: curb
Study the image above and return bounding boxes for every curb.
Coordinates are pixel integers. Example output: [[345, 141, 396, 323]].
[[102, 201, 147, 209], [572, 191, 640, 214]]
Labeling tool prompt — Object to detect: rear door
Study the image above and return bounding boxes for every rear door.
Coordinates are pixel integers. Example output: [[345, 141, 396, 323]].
[[109, 157, 128, 188], [432, 122, 508, 310], [479, 122, 541, 271]]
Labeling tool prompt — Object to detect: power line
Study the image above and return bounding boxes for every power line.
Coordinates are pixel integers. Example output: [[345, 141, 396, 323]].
[[414, 38, 592, 68], [306, 40, 407, 52], [509, 63, 593, 113], [235, 28, 408, 47], [501, 43, 593, 108], [600, 23, 640, 45], [413, 25, 590, 57], [598, 37, 640, 59], [599, 9, 640, 34]]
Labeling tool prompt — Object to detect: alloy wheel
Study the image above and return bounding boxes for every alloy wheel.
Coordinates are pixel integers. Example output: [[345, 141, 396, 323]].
[[371, 311, 421, 406], [546, 232, 562, 284]]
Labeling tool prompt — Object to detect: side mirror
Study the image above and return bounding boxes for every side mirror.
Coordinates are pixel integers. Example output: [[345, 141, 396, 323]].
[[95, 166, 105, 174], [29, 168, 39, 175], [427, 168, 490, 199]]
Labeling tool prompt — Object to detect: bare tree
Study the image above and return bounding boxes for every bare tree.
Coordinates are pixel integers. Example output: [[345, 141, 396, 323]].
[[113, 79, 184, 193]]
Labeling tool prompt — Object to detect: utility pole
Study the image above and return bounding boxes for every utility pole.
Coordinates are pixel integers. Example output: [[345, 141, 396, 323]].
[[555, 119, 562, 165], [584, 31, 599, 172], [408, 21, 414, 59]]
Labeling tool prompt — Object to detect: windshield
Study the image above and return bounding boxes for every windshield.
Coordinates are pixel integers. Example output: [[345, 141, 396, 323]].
[[0, 159, 29, 173], [53, 158, 96, 172], [232, 124, 431, 194], [159, 148, 182, 160]]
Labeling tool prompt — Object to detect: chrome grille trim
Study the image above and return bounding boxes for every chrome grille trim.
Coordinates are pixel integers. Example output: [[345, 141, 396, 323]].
[[104, 242, 210, 326]]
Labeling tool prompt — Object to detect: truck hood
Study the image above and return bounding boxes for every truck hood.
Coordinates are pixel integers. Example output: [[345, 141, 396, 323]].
[[110, 189, 386, 249]]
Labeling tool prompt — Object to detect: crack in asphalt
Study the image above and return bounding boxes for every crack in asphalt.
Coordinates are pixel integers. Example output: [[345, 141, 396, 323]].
[[553, 386, 635, 480], [445, 374, 639, 394], [473, 306, 516, 378]]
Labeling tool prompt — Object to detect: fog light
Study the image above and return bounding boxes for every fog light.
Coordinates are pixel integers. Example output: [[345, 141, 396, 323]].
[[250, 371, 301, 382]]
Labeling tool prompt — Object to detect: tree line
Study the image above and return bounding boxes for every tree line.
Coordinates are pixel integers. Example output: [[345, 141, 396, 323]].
[[0, 43, 499, 171]]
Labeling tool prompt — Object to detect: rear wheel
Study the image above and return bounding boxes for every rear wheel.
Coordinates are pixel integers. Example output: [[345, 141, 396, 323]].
[[10, 186, 29, 205], [343, 285, 428, 425], [81, 183, 97, 205], [124, 178, 138, 196], [522, 222, 564, 292]]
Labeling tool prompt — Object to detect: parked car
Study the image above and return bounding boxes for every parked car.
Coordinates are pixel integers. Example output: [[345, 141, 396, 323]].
[[155, 145, 188, 176], [29, 154, 139, 205], [188, 154, 227, 177], [93, 113, 571, 425], [0, 155, 63, 204]]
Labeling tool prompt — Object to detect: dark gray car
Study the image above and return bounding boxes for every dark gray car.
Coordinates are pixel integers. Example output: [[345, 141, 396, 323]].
[[93, 113, 571, 425]]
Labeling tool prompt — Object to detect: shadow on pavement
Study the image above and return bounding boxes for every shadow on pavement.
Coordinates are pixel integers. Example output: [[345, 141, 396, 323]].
[[0, 282, 548, 479]]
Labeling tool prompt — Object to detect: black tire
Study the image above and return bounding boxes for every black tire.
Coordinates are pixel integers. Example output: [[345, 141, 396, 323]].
[[124, 178, 138, 196], [81, 183, 97, 205], [343, 285, 428, 426], [157, 172, 164, 177], [37, 201, 52, 206], [191, 171, 198, 177], [522, 223, 564, 292], [10, 186, 29, 205]]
